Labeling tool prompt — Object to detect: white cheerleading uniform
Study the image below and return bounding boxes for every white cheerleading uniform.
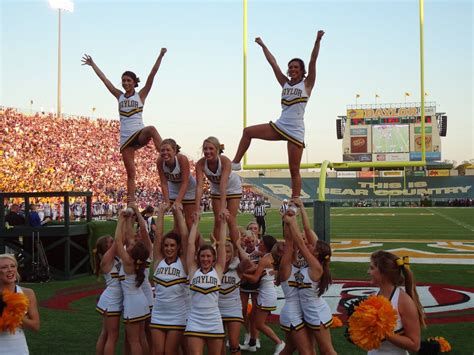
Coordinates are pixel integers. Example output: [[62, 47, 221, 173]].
[[185, 268, 225, 338], [96, 257, 123, 316], [298, 266, 333, 330], [280, 265, 304, 332], [368, 288, 408, 355], [163, 156, 196, 204], [151, 257, 189, 330], [142, 259, 154, 310], [0, 286, 29, 355], [204, 157, 242, 199], [118, 91, 145, 151], [119, 266, 151, 323], [270, 80, 309, 148], [256, 256, 277, 312], [219, 258, 243, 322]]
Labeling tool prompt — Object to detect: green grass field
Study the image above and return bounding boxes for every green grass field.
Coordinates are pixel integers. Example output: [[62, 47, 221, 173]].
[[22, 207, 474, 354]]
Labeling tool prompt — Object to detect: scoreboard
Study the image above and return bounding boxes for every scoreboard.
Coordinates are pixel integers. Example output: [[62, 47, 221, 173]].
[[338, 103, 445, 162]]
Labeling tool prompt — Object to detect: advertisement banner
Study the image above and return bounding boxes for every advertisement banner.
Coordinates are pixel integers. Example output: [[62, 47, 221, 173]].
[[428, 170, 450, 177], [343, 154, 373, 162], [410, 152, 441, 161], [414, 135, 432, 151], [413, 171, 426, 177], [351, 137, 367, 153], [380, 171, 404, 177], [414, 126, 433, 134], [346, 106, 436, 119], [358, 171, 377, 178], [337, 171, 357, 178], [350, 128, 367, 136]]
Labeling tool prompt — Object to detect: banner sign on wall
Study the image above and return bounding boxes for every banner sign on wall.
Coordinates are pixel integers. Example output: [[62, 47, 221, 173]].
[[351, 137, 367, 153], [337, 171, 357, 178], [410, 152, 441, 161], [343, 154, 373, 162]]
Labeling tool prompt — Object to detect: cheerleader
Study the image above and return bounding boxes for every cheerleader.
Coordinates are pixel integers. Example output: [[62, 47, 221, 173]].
[[242, 235, 285, 354], [284, 214, 336, 355], [0, 254, 40, 355], [157, 138, 197, 231], [367, 251, 425, 354], [232, 31, 325, 198], [114, 207, 152, 355], [184, 212, 227, 355], [150, 203, 190, 355], [277, 230, 314, 355], [94, 235, 123, 355], [194, 136, 242, 244], [82, 49, 167, 205]]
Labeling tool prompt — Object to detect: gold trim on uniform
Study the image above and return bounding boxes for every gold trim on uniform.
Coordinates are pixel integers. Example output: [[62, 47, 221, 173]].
[[219, 282, 241, 295], [222, 317, 244, 323], [95, 306, 121, 317], [170, 198, 195, 205], [304, 317, 333, 330], [280, 321, 305, 332], [269, 121, 305, 148], [189, 285, 220, 294], [123, 313, 151, 324], [210, 193, 242, 200], [256, 303, 277, 312], [184, 331, 226, 338], [153, 277, 188, 287], [287, 281, 300, 288], [119, 107, 143, 117], [120, 128, 144, 152], [281, 97, 309, 106], [150, 323, 186, 330]]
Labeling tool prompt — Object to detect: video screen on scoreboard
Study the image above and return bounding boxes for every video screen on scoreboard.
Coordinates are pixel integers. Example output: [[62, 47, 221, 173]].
[[372, 124, 409, 153]]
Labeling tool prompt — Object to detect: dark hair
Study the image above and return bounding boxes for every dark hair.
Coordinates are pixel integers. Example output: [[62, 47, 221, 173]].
[[129, 241, 150, 287], [161, 138, 181, 153], [197, 244, 217, 266], [162, 231, 182, 255], [261, 235, 277, 254], [371, 250, 426, 327], [142, 205, 154, 215], [94, 235, 112, 277], [287, 58, 307, 77], [314, 240, 332, 297], [122, 71, 140, 87]]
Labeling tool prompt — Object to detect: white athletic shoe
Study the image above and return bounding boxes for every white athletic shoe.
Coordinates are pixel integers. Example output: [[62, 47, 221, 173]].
[[240, 343, 257, 352], [231, 162, 242, 171], [243, 333, 250, 345], [256, 339, 261, 349], [274, 341, 286, 355]]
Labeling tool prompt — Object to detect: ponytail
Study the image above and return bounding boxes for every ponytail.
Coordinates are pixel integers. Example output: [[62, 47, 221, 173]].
[[315, 240, 332, 297], [134, 259, 146, 287], [398, 257, 426, 327], [129, 241, 150, 288]]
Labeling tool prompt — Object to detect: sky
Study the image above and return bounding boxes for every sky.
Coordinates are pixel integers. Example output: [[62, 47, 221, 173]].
[[1, 0, 472, 165]]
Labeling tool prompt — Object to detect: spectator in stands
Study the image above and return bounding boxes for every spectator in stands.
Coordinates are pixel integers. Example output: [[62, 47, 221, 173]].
[[253, 200, 267, 236], [5, 203, 25, 226], [141, 205, 156, 243]]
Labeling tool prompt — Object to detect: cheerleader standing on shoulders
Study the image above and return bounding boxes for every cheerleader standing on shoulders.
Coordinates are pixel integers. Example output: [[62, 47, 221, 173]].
[[285, 213, 336, 355], [94, 235, 123, 355], [367, 251, 425, 354], [194, 136, 242, 245], [184, 212, 227, 355], [157, 138, 197, 231], [277, 225, 314, 355], [151, 203, 190, 355], [0, 254, 40, 355], [242, 235, 285, 354], [115, 206, 152, 355], [82, 49, 167, 205]]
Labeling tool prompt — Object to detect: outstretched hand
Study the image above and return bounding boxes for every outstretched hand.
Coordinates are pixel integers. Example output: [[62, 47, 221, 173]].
[[160, 48, 167, 56], [255, 37, 264, 46], [316, 30, 325, 41], [81, 54, 94, 66]]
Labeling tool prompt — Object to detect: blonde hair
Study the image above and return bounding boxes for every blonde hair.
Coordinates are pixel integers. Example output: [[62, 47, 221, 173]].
[[203, 136, 224, 154], [0, 254, 21, 282]]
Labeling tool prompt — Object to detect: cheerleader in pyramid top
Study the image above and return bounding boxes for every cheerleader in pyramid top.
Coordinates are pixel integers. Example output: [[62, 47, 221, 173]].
[[232, 31, 325, 199], [194, 136, 242, 248], [150, 203, 190, 355], [242, 235, 285, 354], [157, 138, 197, 231], [276, 221, 314, 355], [184, 211, 227, 354], [82, 49, 167, 205], [368, 251, 425, 354], [114, 205, 152, 355], [0, 254, 40, 355], [94, 235, 123, 355], [284, 210, 336, 355]]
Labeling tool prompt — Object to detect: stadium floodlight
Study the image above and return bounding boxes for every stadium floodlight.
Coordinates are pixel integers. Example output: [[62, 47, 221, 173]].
[[49, 0, 74, 119]]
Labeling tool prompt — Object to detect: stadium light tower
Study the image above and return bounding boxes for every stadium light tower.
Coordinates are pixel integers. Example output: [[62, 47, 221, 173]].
[[49, 0, 74, 119]]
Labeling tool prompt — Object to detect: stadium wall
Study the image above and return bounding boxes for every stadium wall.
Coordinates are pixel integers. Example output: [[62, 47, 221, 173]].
[[244, 176, 474, 202]]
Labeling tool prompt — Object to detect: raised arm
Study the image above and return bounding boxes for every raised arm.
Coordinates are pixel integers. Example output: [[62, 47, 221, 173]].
[[139, 48, 167, 103], [193, 159, 205, 215], [304, 30, 324, 95], [255, 37, 287, 87], [186, 214, 200, 276], [173, 154, 192, 209], [130, 204, 152, 253], [293, 198, 317, 245], [100, 239, 117, 274], [153, 203, 167, 267], [215, 213, 228, 276], [81, 54, 122, 99], [279, 237, 294, 282], [156, 157, 171, 207], [218, 156, 232, 216], [114, 211, 133, 266], [172, 204, 189, 257], [284, 214, 322, 281]]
